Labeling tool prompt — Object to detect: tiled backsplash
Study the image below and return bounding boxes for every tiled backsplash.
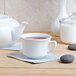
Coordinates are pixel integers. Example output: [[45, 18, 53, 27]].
[[0, 0, 76, 31]]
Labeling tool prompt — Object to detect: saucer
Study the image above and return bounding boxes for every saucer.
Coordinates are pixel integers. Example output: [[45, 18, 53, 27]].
[[0, 42, 22, 51], [8, 53, 61, 63]]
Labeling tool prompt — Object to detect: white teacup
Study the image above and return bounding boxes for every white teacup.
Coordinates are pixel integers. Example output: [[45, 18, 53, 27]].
[[21, 33, 57, 59]]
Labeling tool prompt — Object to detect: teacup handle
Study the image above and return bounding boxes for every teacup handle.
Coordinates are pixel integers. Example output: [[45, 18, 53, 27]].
[[48, 41, 57, 53]]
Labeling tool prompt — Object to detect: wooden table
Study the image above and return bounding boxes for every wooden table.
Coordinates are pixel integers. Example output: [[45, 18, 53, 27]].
[[0, 31, 76, 76]]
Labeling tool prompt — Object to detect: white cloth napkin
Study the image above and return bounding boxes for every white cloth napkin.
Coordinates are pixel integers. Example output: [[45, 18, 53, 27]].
[[0, 42, 22, 51], [8, 53, 61, 63]]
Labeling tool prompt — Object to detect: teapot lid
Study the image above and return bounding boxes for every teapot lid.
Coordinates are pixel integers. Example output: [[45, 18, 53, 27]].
[[0, 15, 12, 21]]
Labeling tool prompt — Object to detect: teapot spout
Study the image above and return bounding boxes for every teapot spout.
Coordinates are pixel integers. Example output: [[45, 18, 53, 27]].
[[12, 21, 28, 41]]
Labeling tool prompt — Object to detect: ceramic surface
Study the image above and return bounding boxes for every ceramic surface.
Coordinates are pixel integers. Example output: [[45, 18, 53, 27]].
[[0, 15, 28, 47], [21, 33, 57, 59]]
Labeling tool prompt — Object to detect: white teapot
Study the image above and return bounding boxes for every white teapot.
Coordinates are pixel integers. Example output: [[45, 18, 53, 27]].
[[0, 15, 28, 47]]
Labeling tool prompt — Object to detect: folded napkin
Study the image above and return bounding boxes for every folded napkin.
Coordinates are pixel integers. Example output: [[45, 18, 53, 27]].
[[8, 53, 61, 63], [0, 42, 22, 51]]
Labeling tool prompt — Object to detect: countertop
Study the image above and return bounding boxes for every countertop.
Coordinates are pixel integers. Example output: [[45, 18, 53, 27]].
[[0, 31, 76, 76]]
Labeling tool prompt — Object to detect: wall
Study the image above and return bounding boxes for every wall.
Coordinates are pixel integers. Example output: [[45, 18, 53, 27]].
[[0, 0, 76, 31]]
